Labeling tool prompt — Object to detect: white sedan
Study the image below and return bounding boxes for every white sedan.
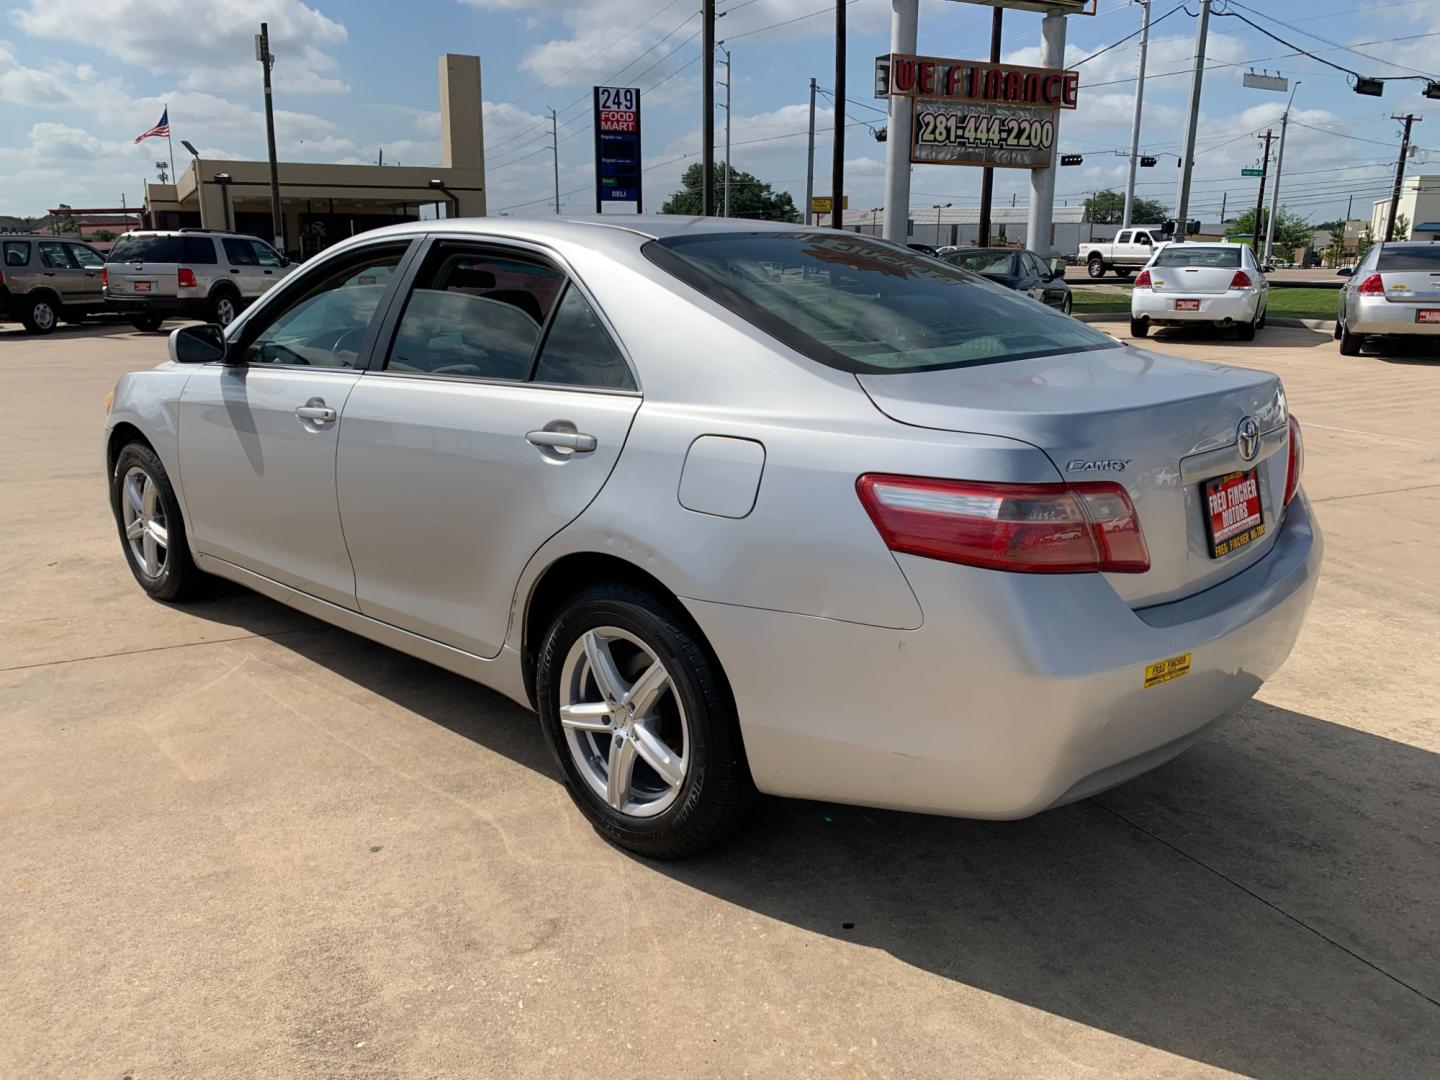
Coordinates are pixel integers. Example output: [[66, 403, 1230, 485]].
[[1131, 242, 1270, 340]]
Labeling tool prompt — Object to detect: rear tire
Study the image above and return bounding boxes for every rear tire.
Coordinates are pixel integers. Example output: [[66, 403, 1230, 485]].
[[536, 583, 755, 859], [1236, 314, 1257, 341], [1338, 319, 1363, 356], [130, 314, 164, 332], [21, 294, 58, 335], [110, 442, 205, 602], [1087, 257, 1106, 279], [1114, 268, 1132, 280], [1130, 317, 1149, 338]]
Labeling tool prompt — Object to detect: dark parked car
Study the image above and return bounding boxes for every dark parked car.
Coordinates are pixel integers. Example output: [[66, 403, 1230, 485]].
[[942, 247, 1072, 315]]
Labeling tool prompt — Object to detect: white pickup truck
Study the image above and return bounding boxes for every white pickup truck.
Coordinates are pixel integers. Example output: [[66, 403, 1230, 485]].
[[1078, 227, 1162, 279]]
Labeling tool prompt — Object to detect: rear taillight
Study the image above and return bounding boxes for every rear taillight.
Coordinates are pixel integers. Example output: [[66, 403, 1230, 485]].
[[177, 267, 197, 288], [101, 267, 108, 289], [856, 475, 1150, 574], [1283, 415, 1304, 506], [1356, 273, 1384, 296], [1230, 270, 1253, 289], [1134, 269, 1152, 288]]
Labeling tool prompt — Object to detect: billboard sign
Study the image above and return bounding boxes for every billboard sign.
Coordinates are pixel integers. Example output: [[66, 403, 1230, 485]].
[[874, 54, 1078, 110], [944, 0, 1095, 13], [593, 86, 642, 211], [910, 100, 1057, 168]]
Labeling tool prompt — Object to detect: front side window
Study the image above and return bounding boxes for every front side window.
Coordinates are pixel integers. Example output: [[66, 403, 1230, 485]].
[[69, 245, 104, 269], [645, 232, 1114, 374], [241, 244, 407, 368], [385, 246, 564, 380], [3, 241, 30, 266], [39, 241, 76, 269], [223, 238, 258, 266], [1135, 232, 1152, 246], [1153, 247, 1241, 269], [250, 240, 284, 267]]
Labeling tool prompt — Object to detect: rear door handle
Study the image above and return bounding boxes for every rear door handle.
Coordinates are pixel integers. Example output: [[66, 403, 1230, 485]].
[[230, 268, 240, 274], [295, 405, 337, 424], [527, 429, 597, 452]]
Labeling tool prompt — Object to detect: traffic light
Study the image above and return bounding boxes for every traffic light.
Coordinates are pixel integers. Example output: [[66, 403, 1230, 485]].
[[1353, 77, 1384, 97], [1059, 154, 1083, 166], [1160, 220, 1176, 237], [1140, 155, 1157, 167]]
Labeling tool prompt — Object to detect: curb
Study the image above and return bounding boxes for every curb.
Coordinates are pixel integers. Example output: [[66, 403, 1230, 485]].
[[1076, 313, 1336, 330]]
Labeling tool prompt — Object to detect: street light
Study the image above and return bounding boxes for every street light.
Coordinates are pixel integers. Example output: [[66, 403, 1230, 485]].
[[429, 178, 460, 220], [932, 202, 951, 246], [870, 206, 882, 234]]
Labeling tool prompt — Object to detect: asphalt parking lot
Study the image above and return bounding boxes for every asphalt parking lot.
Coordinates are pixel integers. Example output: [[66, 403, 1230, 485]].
[[2, 318, 1437, 1079]]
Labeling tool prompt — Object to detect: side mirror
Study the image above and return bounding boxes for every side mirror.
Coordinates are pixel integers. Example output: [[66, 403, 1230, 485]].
[[1336, 267, 1354, 277], [168, 323, 228, 364], [1262, 265, 1276, 274]]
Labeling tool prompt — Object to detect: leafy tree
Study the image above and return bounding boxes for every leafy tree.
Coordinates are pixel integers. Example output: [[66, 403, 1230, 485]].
[[661, 163, 799, 222], [1392, 213, 1411, 241], [1356, 225, 1375, 263], [54, 203, 78, 234], [1313, 218, 1347, 238], [1083, 189, 1167, 225], [92, 228, 118, 243], [1224, 206, 1311, 253]]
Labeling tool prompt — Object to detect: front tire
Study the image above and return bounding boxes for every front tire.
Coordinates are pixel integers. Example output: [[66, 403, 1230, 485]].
[[1087, 256, 1106, 279], [110, 442, 204, 602], [208, 290, 239, 327], [1061, 294, 1073, 316], [21, 295, 58, 335], [1130, 317, 1149, 338], [536, 583, 754, 859]]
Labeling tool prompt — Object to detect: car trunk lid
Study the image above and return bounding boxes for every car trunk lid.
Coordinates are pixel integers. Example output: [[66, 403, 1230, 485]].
[[1377, 270, 1440, 303], [856, 345, 1289, 608], [1149, 265, 1238, 296]]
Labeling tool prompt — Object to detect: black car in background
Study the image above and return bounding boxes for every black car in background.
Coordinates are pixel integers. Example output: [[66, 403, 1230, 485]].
[[942, 247, 1072, 315]]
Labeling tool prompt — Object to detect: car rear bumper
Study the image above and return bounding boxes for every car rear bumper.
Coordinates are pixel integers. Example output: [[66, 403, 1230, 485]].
[[104, 295, 207, 318], [1348, 297, 1440, 335], [1132, 290, 1261, 325], [685, 492, 1320, 818]]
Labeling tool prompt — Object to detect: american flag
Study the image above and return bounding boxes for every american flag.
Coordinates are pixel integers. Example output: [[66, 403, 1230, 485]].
[[134, 108, 170, 144]]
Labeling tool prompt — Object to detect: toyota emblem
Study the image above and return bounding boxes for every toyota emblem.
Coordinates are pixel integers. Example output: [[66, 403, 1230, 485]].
[[1237, 416, 1260, 462]]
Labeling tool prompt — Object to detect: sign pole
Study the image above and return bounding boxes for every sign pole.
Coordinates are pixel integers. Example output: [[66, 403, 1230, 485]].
[[881, 0, 919, 243], [805, 77, 817, 227], [1174, 0, 1211, 243], [831, 0, 846, 230], [976, 7, 1002, 247], [1121, 0, 1151, 229], [1026, 11, 1067, 254], [593, 89, 603, 214], [1253, 129, 1273, 255], [702, 0, 716, 216]]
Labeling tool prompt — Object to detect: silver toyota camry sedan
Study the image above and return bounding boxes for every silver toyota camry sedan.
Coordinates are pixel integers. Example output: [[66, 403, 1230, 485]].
[[103, 216, 1320, 857]]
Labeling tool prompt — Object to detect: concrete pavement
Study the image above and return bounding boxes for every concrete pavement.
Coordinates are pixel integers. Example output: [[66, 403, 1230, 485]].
[[2, 320, 1438, 1079]]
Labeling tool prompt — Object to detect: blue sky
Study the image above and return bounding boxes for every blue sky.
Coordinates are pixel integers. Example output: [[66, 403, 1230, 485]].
[[1, 0, 1437, 224]]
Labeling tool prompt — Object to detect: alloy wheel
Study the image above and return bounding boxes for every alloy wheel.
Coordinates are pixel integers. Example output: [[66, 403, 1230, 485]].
[[121, 465, 169, 579], [559, 626, 690, 818], [215, 297, 237, 326]]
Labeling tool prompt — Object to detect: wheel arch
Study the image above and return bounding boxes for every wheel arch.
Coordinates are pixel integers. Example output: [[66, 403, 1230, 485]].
[[106, 420, 154, 475], [25, 286, 61, 309], [519, 551, 725, 711]]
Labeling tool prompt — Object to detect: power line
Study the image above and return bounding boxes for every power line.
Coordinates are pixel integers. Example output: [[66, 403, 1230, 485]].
[[1228, 0, 1438, 80], [1073, 2, 1187, 66], [719, 0, 861, 44]]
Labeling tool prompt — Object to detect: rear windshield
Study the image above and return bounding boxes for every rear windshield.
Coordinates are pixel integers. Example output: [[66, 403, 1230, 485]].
[[945, 250, 1016, 275], [644, 232, 1112, 374], [1153, 246, 1241, 268], [1377, 246, 1440, 271], [108, 235, 181, 263]]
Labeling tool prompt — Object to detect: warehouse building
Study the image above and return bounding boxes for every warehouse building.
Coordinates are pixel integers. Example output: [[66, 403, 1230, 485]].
[[142, 54, 486, 260]]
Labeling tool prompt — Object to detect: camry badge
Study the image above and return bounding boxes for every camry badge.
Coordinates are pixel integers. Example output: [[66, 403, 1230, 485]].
[[1066, 459, 1132, 472], [1237, 416, 1260, 462]]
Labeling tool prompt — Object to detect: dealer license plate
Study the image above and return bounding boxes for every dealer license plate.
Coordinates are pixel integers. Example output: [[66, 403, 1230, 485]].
[[1417, 308, 1440, 324], [1204, 469, 1265, 559], [132, 280, 152, 292], [1175, 299, 1199, 311]]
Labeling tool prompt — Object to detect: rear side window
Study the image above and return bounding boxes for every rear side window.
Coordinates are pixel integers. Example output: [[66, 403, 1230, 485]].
[[946, 250, 1014, 275], [3, 241, 29, 267], [385, 245, 564, 380], [181, 237, 218, 265], [1153, 247, 1241, 268], [1377, 246, 1440, 271], [38, 241, 76, 269], [1116, 231, 1132, 244], [532, 286, 635, 390], [645, 232, 1113, 374], [107, 235, 181, 262], [222, 238, 257, 266]]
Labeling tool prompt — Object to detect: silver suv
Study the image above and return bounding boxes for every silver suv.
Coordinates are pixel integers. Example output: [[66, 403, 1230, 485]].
[[104, 229, 293, 331], [0, 234, 108, 334]]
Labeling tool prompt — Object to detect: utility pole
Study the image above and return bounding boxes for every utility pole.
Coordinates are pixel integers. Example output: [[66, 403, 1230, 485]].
[[1252, 129, 1274, 256], [719, 47, 732, 217], [256, 23, 284, 251], [1122, 0, 1152, 229], [881, 0, 919, 243], [1345, 193, 1353, 223], [1385, 113, 1420, 242], [977, 6, 1003, 246], [1174, 0, 1211, 242], [831, 0, 846, 230], [1219, 191, 1227, 222], [1263, 82, 1299, 265], [549, 107, 560, 214], [805, 77, 817, 226], [702, 0, 716, 215], [1026, 10, 1067, 254]]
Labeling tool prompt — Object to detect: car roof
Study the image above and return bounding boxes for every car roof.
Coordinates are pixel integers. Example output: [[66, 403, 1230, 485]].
[[1, 234, 98, 242]]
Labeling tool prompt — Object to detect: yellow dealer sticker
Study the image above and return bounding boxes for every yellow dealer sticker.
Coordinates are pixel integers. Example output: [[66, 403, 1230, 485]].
[[1144, 652, 1192, 688]]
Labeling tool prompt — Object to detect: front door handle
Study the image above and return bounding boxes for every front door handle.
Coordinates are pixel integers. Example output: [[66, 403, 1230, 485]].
[[296, 404, 337, 424], [527, 429, 597, 452], [230, 268, 241, 274]]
